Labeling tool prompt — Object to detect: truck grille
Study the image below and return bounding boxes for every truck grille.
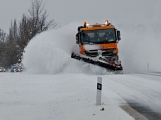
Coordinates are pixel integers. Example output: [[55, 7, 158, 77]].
[[85, 49, 115, 57]]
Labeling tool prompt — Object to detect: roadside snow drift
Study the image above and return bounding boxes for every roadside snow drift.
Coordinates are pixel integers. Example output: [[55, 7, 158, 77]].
[[22, 22, 161, 74]]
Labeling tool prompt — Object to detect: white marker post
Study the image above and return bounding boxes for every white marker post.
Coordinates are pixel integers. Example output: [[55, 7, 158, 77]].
[[96, 77, 102, 105]]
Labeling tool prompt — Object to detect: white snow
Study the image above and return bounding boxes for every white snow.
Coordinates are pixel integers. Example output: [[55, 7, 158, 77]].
[[1, 72, 161, 120], [22, 22, 161, 74], [1, 21, 161, 120], [0, 73, 134, 120], [118, 23, 161, 73]]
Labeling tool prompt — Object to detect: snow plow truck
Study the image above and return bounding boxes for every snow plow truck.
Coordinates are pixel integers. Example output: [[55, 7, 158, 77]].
[[71, 20, 123, 74]]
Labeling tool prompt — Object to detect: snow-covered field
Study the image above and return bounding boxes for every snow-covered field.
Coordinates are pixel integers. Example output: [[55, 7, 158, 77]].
[[1, 72, 161, 120], [1, 21, 161, 120], [0, 73, 135, 120]]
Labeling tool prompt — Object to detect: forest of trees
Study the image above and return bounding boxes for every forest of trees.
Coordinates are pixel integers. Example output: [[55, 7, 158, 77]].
[[0, 0, 58, 68]]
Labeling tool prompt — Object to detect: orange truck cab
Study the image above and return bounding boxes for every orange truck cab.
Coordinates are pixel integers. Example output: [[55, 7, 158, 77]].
[[75, 20, 121, 62]]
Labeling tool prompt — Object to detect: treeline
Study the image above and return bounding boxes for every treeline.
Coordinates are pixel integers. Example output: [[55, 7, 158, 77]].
[[0, 0, 58, 68]]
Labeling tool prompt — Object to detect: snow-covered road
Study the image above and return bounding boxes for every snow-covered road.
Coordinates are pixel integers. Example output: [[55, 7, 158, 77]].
[[101, 73, 161, 119], [0, 72, 161, 120]]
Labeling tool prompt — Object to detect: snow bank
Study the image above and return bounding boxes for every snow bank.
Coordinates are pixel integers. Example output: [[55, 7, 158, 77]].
[[22, 22, 161, 74]]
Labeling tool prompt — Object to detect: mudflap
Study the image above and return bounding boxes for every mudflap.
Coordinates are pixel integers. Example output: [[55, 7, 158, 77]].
[[71, 52, 123, 74]]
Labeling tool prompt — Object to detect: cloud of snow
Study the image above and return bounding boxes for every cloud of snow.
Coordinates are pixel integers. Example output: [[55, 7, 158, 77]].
[[22, 21, 161, 74], [118, 23, 161, 73], [22, 22, 78, 74], [22, 22, 107, 74]]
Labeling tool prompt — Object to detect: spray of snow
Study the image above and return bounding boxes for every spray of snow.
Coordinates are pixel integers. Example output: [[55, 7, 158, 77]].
[[22, 22, 161, 74], [118, 23, 161, 73], [22, 22, 105, 74]]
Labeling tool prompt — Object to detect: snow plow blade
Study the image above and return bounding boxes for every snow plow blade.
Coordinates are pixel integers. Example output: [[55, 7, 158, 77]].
[[71, 52, 123, 73]]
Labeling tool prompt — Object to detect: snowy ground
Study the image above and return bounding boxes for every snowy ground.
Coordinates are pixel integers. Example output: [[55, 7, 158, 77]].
[[0, 73, 134, 120], [1, 21, 161, 120], [1, 72, 161, 120]]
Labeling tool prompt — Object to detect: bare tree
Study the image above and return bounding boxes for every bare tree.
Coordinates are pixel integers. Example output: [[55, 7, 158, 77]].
[[0, 29, 6, 43], [17, 0, 58, 49], [28, 0, 58, 36], [0, 29, 6, 66], [17, 0, 58, 63], [1, 0, 58, 67], [4, 20, 20, 67]]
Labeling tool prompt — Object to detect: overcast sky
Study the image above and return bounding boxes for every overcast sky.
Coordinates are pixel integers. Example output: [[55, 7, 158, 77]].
[[1, 0, 161, 32]]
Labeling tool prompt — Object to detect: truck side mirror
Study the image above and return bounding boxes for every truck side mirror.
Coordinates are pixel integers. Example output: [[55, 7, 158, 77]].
[[117, 31, 121, 41], [76, 33, 79, 44]]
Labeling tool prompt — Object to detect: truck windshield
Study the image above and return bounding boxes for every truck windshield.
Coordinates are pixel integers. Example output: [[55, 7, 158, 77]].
[[81, 29, 116, 44]]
